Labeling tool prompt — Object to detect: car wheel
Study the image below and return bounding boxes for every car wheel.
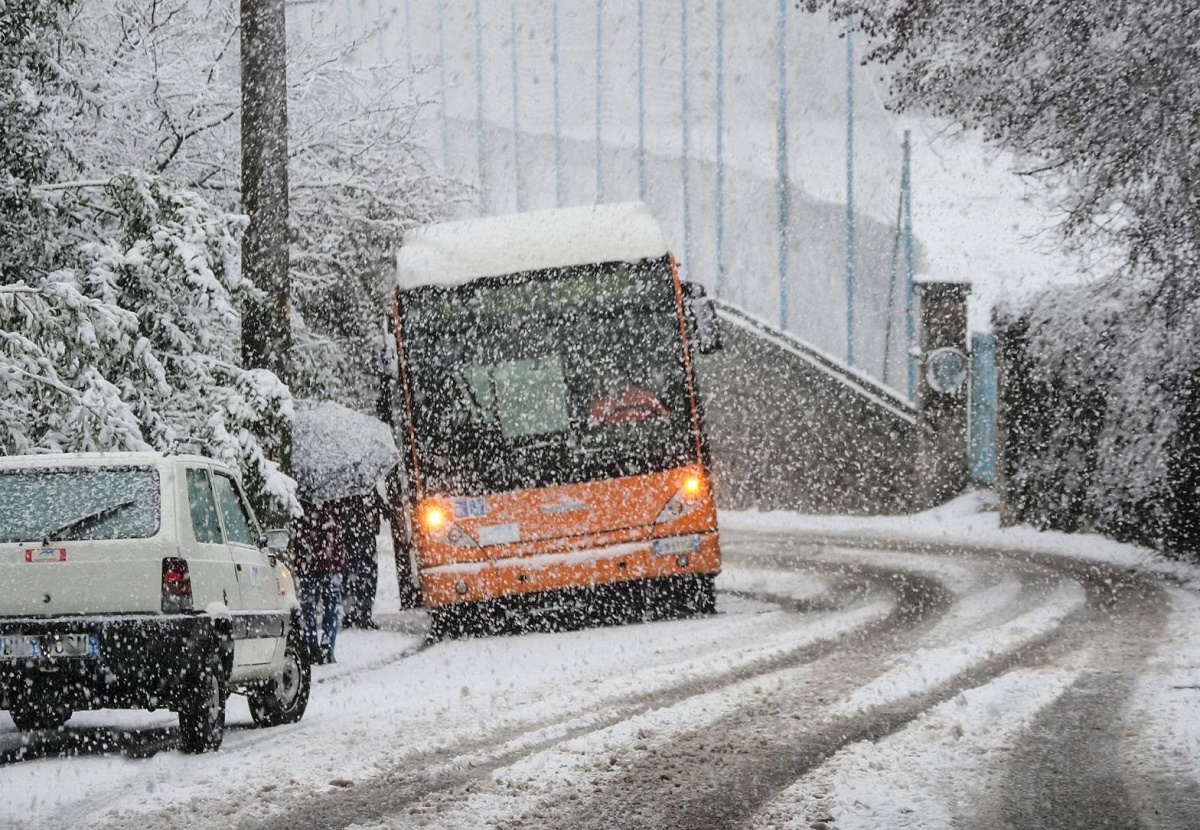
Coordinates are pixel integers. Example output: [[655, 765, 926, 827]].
[[248, 634, 311, 728], [8, 695, 71, 732], [178, 651, 227, 753]]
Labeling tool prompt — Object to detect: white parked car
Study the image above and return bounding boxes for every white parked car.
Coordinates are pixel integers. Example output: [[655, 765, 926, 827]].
[[0, 452, 309, 752]]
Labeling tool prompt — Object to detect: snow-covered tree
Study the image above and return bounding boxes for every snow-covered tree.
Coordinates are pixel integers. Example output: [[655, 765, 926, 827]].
[[0, 0, 79, 281], [1, 174, 297, 512], [1, 1, 457, 515], [805, 1, 1200, 552], [804, 1, 1200, 291]]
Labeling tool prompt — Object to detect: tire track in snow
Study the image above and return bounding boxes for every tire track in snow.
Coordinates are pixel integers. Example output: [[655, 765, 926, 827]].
[[982, 563, 1180, 830], [533, 542, 1169, 830], [18, 572, 857, 830], [744, 659, 1091, 830], [247, 561, 952, 830]]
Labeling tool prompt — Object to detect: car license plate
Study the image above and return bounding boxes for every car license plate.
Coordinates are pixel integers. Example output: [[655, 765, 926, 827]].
[[652, 535, 701, 557], [0, 633, 98, 661]]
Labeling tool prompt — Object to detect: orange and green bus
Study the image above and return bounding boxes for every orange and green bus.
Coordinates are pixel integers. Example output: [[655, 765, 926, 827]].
[[389, 203, 722, 637]]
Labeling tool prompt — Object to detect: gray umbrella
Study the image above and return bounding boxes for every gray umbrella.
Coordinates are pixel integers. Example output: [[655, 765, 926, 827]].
[[291, 401, 401, 503]]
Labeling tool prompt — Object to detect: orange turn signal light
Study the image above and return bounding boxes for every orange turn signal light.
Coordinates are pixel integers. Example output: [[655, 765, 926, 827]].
[[682, 474, 704, 497]]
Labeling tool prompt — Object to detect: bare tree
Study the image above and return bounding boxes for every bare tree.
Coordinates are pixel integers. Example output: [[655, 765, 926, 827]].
[[57, 1, 460, 406]]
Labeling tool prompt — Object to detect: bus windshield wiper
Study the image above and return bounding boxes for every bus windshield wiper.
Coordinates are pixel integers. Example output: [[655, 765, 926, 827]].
[[41, 500, 138, 541]]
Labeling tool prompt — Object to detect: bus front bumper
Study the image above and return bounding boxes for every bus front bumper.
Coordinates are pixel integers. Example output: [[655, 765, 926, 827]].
[[419, 531, 721, 609]]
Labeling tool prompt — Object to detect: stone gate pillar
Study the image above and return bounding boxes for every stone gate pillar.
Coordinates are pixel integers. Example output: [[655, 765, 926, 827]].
[[915, 280, 971, 507]]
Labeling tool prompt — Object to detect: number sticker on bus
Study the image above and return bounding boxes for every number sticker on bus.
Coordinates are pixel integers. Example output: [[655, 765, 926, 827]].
[[452, 498, 487, 520]]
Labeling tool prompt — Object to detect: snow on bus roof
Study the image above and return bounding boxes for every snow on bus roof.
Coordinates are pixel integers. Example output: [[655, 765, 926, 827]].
[[395, 202, 669, 289]]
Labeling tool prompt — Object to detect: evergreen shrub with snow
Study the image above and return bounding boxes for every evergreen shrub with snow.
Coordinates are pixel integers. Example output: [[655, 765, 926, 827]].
[[996, 278, 1200, 556]]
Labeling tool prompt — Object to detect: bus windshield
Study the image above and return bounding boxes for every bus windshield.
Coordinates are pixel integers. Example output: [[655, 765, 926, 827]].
[[400, 257, 697, 495]]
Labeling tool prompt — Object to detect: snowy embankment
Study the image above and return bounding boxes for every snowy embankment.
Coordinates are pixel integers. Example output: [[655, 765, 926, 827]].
[[721, 490, 1200, 588]]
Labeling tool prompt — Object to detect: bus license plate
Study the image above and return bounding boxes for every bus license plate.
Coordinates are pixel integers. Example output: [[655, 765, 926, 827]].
[[652, 535, 701, 557], [0, 633, 98, 661]]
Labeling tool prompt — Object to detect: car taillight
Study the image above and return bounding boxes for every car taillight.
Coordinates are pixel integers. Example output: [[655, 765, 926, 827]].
[[162, 557, 193, 613]]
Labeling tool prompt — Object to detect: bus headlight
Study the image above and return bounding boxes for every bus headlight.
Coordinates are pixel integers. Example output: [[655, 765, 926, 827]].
[[419, 501, 449, 533]]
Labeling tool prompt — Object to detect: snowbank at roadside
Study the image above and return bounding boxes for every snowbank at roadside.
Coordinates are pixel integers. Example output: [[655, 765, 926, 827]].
[[720, 491, 1200, 589]]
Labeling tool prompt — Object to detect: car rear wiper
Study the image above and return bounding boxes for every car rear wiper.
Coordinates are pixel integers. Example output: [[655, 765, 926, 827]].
[[40, 500, 138, 541]]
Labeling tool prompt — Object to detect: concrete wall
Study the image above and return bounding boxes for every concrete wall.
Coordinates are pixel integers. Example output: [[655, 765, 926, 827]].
[[699, 304, 920, 514]]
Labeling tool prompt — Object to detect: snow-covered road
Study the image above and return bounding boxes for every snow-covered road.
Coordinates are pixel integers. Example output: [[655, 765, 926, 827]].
[[3, 497, 1200, 829]]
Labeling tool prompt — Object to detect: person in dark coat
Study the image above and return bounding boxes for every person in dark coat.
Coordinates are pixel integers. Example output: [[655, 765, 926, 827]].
[[342, 491, 383, 629], [293, 498, 349, 664]]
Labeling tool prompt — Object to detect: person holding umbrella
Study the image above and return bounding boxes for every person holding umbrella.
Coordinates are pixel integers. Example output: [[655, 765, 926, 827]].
[[290, 401, 403, 654], [293, 498, 349, 664], [342, 489, 385, 629]]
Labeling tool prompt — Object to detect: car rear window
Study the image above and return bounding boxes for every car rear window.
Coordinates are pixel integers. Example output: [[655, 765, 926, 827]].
[[0, 467, 161, 543]]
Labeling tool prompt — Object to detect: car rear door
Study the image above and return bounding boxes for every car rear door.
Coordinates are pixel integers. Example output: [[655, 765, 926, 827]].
[[182, 465, 243, 614], [211, 471, 283, 667]]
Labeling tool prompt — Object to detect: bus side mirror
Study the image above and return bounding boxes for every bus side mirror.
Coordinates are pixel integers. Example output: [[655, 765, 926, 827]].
[[374, 323, 400, 379], [681, 282, 723, 355], [692, 297, 723, 354], [262, 528, 291, 552]]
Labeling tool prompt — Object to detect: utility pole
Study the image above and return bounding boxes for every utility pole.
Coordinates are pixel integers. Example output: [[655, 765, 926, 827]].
[[405, 0, 413, 72], [240, 0, 292, 500], [476, 0, 486, 212], [438, 0, 449, 167], [595, 0, 604, 203], [240, 0, 291, 389], [680, 0, 691, 278], [903, 130, 916, 401], [511, 3, 523, 211], [552, 0, 562, 207], [637, 0, 646, 200]]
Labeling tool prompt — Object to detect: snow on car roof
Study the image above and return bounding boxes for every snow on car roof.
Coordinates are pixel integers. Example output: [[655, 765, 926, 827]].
[[396, 202, 669, 290]]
